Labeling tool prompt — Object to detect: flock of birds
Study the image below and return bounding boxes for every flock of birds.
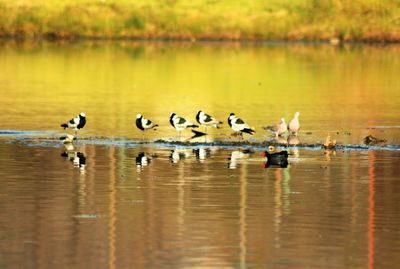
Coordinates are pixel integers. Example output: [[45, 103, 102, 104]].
[[59, 110, 301, 142], [58, 110, 302, 170]]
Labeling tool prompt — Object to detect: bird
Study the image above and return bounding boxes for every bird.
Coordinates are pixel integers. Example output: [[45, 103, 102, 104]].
[[227, 113, 255, 136], [263, 118, 287, 137], [170, 113, 199, 137], [288, 112, 300, 135], [136, 114, 158, 131], [262, 150, 289, 168], [196, 110, 223, 132], [136, 114, 158, 139], [60, 112, 86, 135]]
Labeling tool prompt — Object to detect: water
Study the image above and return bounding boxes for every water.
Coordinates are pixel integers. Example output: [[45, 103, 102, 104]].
[[1, 40, 400, 269]]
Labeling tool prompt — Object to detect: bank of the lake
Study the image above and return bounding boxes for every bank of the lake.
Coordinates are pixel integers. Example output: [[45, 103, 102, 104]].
[[0, 0, 399, 42]]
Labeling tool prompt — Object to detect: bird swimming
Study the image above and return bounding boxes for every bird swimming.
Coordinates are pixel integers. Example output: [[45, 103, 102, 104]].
[[227, 113, 255, 136], [262, 149, 289, 168], [60, 112, 86, 135], [196, 110, 223, 132], [288, 112, 300, 135]]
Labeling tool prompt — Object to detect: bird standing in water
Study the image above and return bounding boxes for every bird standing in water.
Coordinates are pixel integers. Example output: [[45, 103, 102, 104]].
[[136, 114, 158, 140], [196, 110, 223, 133], [170, 113, 199, 139], [227, 113, 255, 137], [263, 118, 287, 137], [288, 112, 300, 135], [60, 112, 86, 137]]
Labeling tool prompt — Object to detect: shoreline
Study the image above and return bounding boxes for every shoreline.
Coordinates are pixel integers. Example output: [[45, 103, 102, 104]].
[[3, 137, 399, 152], [1, 1, 399, 44]]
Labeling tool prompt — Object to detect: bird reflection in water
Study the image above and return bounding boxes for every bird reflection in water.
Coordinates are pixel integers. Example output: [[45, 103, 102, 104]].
[[228, 149, 253, 169], [61, 150, 86, 171], [193, 147, 211, 162], [135, 152, 157, 172], [288, 135, 300, 145], [169, 149, 192, 164]]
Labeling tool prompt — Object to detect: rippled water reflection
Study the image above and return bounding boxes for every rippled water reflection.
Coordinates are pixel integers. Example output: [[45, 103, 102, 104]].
[[1, 41, 400, 268], [0, 140, 400, 269]]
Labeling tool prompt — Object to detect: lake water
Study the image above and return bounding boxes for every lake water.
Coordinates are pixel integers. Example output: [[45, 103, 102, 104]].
[[0, 40, 400, 269]]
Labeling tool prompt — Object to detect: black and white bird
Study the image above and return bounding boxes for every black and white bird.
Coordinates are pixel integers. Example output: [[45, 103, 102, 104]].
[[227, 113, 255, 136], [170, 113, 199, 137], [196, 110, 223, 132], [136, 114, 158, 138], [60, 112, 86, 135]]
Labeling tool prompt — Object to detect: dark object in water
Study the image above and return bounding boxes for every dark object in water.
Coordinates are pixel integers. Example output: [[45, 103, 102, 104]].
[[262, 150, 289, 168], [363, 135, 387, 146], [190, 129, 206, 139]]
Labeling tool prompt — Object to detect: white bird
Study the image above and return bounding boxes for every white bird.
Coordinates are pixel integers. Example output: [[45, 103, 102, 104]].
[[288, 112, 300, 135], [196, 110, 223, 132], [60, 112, 86, 135], [227, 113, 255, 136], [264, 118, 287, 137], [170, 113, 199, 137], [136, 114, 158, 131]]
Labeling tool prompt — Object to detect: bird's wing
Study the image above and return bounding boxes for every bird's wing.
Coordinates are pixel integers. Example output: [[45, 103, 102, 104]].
[[143, 118, 153, 127], [177, 117, 186, 124], [203, 113, 213, 123], [235, 118, 245, 124]]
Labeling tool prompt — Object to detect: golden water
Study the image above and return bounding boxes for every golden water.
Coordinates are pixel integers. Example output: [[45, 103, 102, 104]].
[[0, 41, 400, 269]]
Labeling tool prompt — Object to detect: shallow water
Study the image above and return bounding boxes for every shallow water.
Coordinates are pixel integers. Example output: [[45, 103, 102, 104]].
[[1, 41, 400, 268]]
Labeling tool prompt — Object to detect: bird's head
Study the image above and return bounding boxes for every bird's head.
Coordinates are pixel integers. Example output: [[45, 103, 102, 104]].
[[280, 118, 285, 123], [136, 114, 142, 119], [80, 112, 86, 117], [295, 112, 300, 117]]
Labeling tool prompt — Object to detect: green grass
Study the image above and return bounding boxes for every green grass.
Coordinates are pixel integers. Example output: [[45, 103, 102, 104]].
[[0, 0, 399, 42]]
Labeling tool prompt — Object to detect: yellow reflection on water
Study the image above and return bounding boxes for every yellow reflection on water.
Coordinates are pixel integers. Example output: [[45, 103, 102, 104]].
[[1, 41, 400, 144]]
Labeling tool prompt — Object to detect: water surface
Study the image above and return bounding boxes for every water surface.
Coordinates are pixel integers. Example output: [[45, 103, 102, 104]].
[[0, 41, 400, 269]]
